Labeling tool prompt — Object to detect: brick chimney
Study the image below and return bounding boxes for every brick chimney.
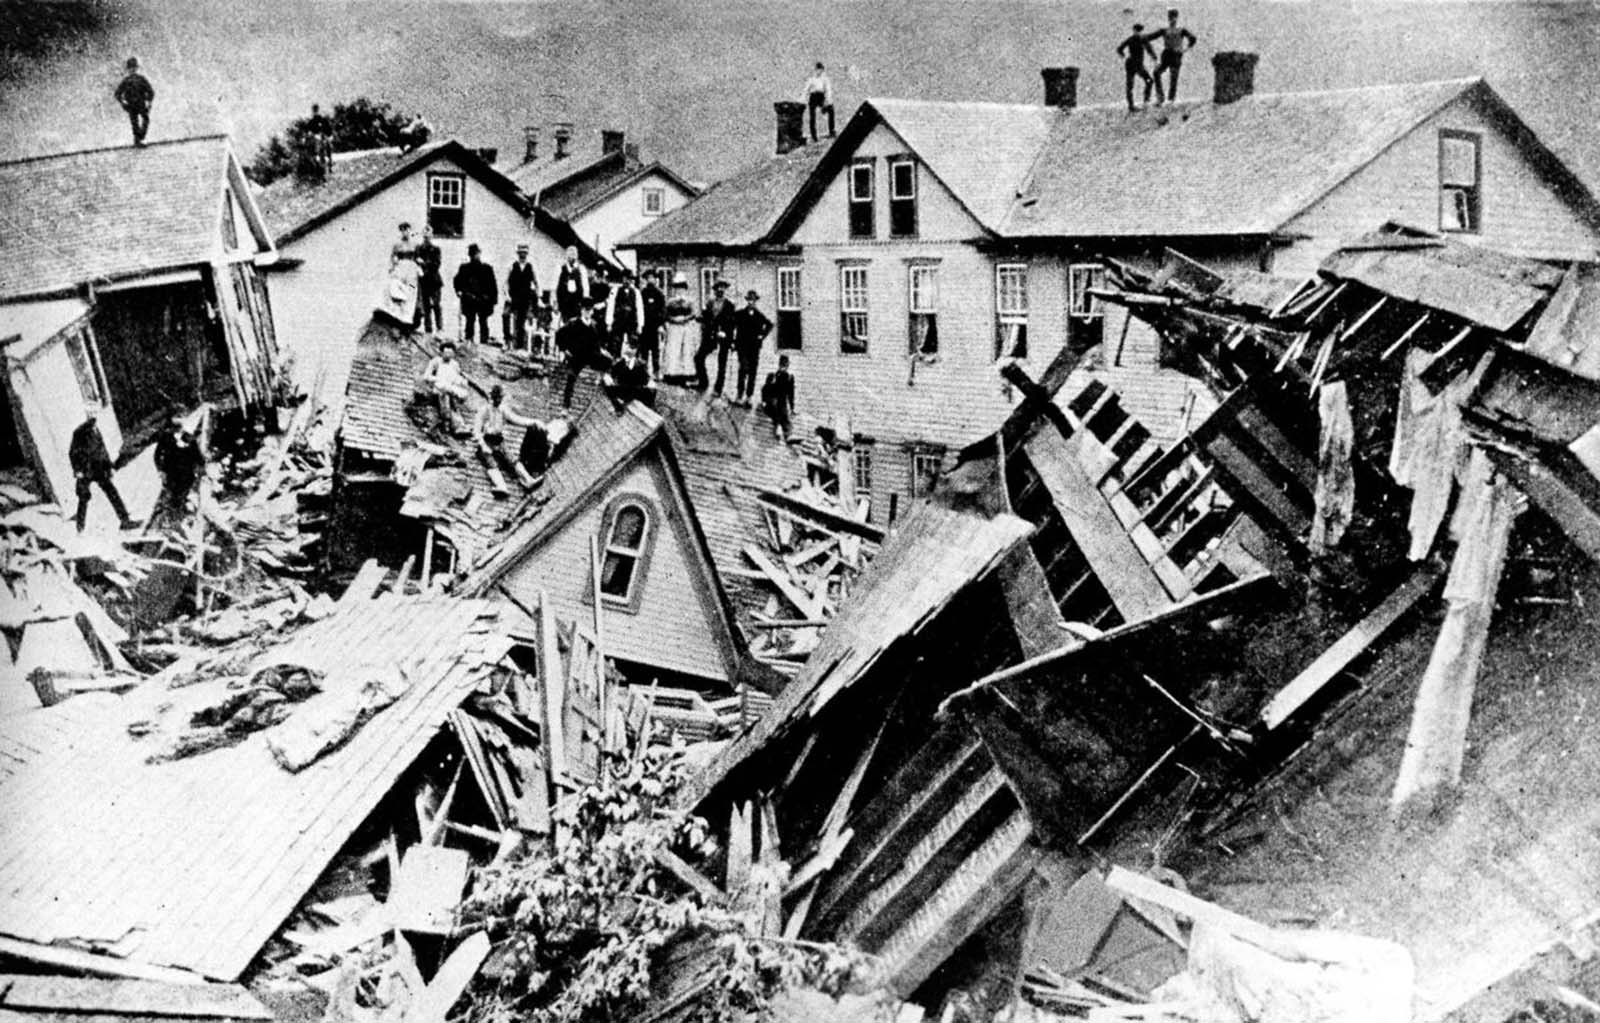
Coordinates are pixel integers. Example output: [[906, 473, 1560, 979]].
[[774, 101, 806, 155], [601, 129, 625, 155], [474, 146, 497, 165], [623, 141, 640, 165], [1212, 52, 1260, 105], [522, 125, 539, 163], [1041, 67, 1079, 109], [553, 122, 574, 160]]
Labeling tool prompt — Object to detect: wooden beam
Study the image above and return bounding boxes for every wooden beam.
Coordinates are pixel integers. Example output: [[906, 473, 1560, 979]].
[[1260, 564, 1442, 729], [0, 975, 271, 1018], [1382, 311, 1431, 361], [589, 535, 610, 757], [743, 544, 823, 618], [536, 590, 568, 789], [0, 938, 209, 986], [756, 490, 886, 542], [654, 849, 724, 903]]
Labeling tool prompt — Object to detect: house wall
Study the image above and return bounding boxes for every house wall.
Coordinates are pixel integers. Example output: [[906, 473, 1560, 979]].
[[498, 455, 736, 683], [92, 280, 222, 430], [1277, 91, 1600, 280], [574, 172, 695, 271], [272, 155, 569, 407]]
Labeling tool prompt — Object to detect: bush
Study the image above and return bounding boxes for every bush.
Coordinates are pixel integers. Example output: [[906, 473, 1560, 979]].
[[248, 97, 430, 186]]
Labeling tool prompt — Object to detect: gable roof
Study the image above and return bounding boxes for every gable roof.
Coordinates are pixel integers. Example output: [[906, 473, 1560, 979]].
[[255, 139, 601, 262], [0, 135, 270, 303], [544, 160, 701, 223], [623, 140, 831, 250]]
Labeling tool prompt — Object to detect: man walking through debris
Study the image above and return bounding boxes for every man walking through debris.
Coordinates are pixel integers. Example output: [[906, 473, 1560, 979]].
[[761, 354, 797, 442], [475, 385, 541, 491], [422, 340, 471, 434], [151, 412, 205, 531], [69, 406, 132, 532], [603, 341, 656, 410], [639, 268, 665, 379], [556, 246, 590, 325], [507, 243, 538, 348], [454, 243, 498, 343], [114, 57, 155, 146], [558, 302, 611, 409], [1150, 10, 1197, 103], [695, 279, 737, 394], [414, 225, 443, 333], [606, 269, 643, 357], [733, 289, 773, 407], [1117, 24, 1161, 111], [805, 62, 835, 141]]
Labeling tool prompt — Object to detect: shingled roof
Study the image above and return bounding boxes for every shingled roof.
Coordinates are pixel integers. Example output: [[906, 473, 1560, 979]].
[[0, 135, 270, 302], [623, 141, 830, 250]]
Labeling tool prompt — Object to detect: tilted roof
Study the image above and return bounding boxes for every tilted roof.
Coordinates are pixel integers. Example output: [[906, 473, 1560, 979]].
[[0, 135, 266, 302], [623, 141, 830, 250]]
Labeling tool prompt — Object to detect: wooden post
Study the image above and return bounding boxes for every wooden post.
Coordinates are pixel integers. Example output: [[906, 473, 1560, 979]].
[[421, 527, 436, 589], [590, 535, 609, 757], [833, 413, 856, 514]]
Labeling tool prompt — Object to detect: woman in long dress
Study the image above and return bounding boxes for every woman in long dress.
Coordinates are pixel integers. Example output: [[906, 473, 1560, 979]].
[[375, 222, 419, 328], [659, 274, 698, 383]]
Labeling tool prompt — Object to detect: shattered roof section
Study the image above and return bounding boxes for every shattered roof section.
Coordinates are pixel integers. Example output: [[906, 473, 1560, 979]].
[[0, 595, 498, 981], [624, 142, 829, 249], [688, 500, 1033, 801], [1320, 225, 1566, 331], [1521, 263, 1600, 381]]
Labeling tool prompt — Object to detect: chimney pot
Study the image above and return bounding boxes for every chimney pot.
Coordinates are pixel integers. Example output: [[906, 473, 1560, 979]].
[[601, 129, 625, 155], [553, 122, 574, 160], [1212, 51, 1260, 105], [1041, 67, 1079, 109], [623, 141, 640, 164], [475, 146, 497, 166], [522, 125, 539, 163], [774, 100, 806, 155]]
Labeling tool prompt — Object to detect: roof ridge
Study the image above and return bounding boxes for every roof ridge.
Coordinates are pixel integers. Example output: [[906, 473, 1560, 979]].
[[0, 133, 229, 168]]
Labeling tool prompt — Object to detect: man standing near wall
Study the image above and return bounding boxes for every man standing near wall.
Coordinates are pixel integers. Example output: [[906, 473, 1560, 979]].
[[639, 269, 666, 380], [606, 270, 643, 358], [114, 57, 155, 146], [151, 413, 205, 532], [695, 279, 737, 395], [556, 247, 590, 325], [69, 407, 132, 532], [414, 226, 443, 333], [507, 243, 538, 347], [732, 289, 773, 408], [454, 243, 498, 343]]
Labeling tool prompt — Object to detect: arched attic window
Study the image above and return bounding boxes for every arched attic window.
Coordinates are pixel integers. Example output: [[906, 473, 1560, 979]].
[[597, 495, 655, 610]]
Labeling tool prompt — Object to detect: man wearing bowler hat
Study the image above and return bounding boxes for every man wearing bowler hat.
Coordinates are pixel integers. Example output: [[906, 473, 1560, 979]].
[[732, 289, 773, 407], [695, 279, 737, 394], [506, 242, 538, 347], [453, 243, 498, 343]]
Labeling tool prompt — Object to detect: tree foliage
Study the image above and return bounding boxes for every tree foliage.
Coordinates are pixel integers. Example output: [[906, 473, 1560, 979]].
[[247, 97, 430, 186], [462, 748, 870, 1023]]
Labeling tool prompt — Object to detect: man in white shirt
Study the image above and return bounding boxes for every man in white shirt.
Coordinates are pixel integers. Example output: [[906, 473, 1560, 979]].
[[805, 62, 834, 142], [423, 340, 471, 434]]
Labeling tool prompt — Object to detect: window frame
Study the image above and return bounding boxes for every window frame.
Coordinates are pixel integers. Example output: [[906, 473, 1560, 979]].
[[776, 265, 803, 351], [1069, 263, 1108, 320], [909, 447, 945, 500], [699, 265, 723, 307], [426, 171, 466, 239], [1437, 128, 1482, 235], [851, 440, 874, 498], [840, 264, 870, 354], [642, 185, 666, 217], [994, 262, 1030, 360], [888, 157, 918, 238], [594, 494, 656, 613], [907, 263, 938, 356], [848, 159, 876, 238], [63, 326, 107, 406]]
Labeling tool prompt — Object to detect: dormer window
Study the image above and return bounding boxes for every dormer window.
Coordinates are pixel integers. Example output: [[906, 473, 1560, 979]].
[[1439, 129, 1481, 234], [889, 158, 918, 237], [598, 495, 655, 610], [848, 160, 875, 238]]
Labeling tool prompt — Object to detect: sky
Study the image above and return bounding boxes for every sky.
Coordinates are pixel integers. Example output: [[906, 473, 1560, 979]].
[[0, 0, 1597, 187]]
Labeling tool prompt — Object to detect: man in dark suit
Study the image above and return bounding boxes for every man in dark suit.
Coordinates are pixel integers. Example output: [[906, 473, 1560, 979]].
[[506, 242, 538, 347], [695, 279, 737, 394], [413, 226, 443, 332], [557, 303, 612, 408], [555, 246, 590, 325], [639, 269, 666, 379], [606, 270, 644, 357], [69, 408, 132, 532], [732, 289, 773, 407], [453, 243, 498, 343], [114, 57, 154, 145]]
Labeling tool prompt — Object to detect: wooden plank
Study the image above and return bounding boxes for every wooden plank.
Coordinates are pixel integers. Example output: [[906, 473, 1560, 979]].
[[756, 490, 886, 542], [388, 846, 469, 933], [1204, 433, 1312, 538], [995, 543, 1070, 658], [403, 931, 489, 1023], [654, 849, 724, 903], [1382, 311, 1431, 361], [1102, 867, 1284, 954], [0, 975, 272, 1019], [451, 710, 508, 829], [0, 938, 209, 986], [1261, 564, 1442, 729], [1026, 429, 1172, 622], [337, 560, 386, 608], [742, 544, 822, 618], [726, 801, 753, 893], [536, 590, 567, 788], [589, 535, 609, 758]]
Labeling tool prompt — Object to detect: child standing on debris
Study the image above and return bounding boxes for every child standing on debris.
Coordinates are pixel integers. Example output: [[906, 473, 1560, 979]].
[[69, 406, 133, 532], [761, 354, 797, 442], [1117, 24, 1161, 111], [423, 341, 471, 434], [475, 385, 541, 491], [114, 57, 154, 145]]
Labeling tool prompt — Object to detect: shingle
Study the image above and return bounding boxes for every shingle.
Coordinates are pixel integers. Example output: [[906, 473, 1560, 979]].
[[625, 143, 830, 249], [253, 145, 432, 241], [0, 136, 229, 301]]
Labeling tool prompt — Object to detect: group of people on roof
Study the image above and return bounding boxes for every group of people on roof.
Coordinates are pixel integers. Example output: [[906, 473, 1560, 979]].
[[1117, 9, 1198, 112]]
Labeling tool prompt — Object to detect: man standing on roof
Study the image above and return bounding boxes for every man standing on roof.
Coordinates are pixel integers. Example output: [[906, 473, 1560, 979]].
[[695, 279, 737, 394], [1149, 10, 1197, 104], [732, 289, 773, 408], [603, 340, 656, 410], [805, 62, 835, 142], [1117, 24, 1161, 112], [639, 269, 666, 379], [761, 354, 797, 443], [423, 340, 471, 435], [475, 384, 541, 490], [414, 225, 443, 333], [69, 407, 133, 533], [557, 302, 612, 409], [454, 243, 498, 343], [556, 247, 590, 325], [307, 104, 334, 171], [507, 242, 538, 348], [391, 222, 417, 268], [606, 269, 644, 358], [114, 57, 154, 146]]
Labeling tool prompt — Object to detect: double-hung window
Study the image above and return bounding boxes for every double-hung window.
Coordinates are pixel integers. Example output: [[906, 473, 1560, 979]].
[[908, 264, 938, 356], [776, 266, 803, 350], [1439, 129, 1482, 233], [889, 158, 918, 237], [1069, 264, 1107, 320], [910, 448, 944, 499], [848, 160, 875, 238], [700, 265, 722, 306], [599, 497, 653, 608], [995, 263, 1029, 359], [426, 172, 465, 238], [840, 265, 869, 354], [852, 441, 874, 496], [642, 186, 665, 216]]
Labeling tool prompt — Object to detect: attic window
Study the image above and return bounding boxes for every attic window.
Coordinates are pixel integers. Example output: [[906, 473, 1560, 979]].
[[848, 160, 875, 238], [598, 495, 655, 610], [1438, 130, 1481, 234], [889, 158, 918, 237], [427, 172, 466, 239], [642, 186, 665, 217]]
